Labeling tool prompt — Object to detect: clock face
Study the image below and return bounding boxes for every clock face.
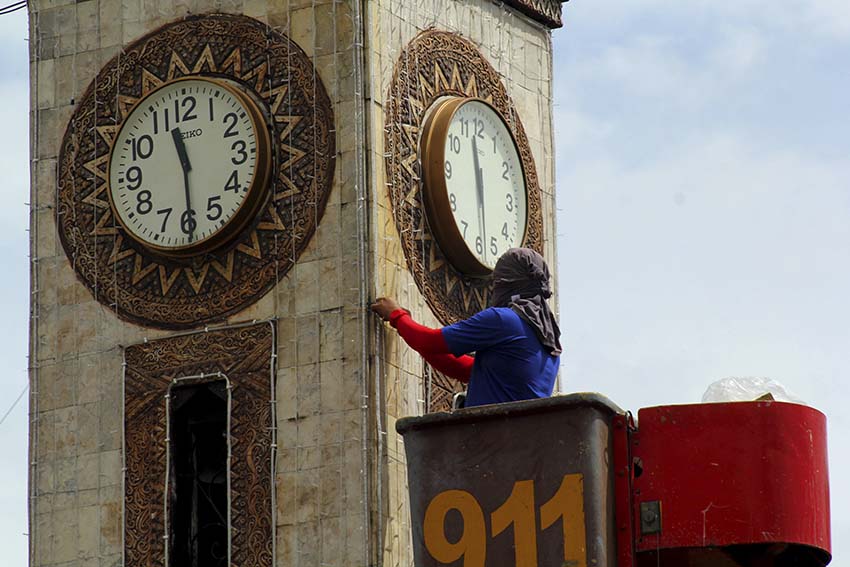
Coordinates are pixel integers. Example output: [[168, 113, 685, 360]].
[[421, 97, 528, 275], [56, 13, 336, 329], [108, 77, 271, 255]]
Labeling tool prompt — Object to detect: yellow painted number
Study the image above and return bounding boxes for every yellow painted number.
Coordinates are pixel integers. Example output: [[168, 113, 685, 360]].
[[424, 489, 486, 567], [491, 480, 538, 567], [422, 475, 586, 567], [540, 474, 587, 567]]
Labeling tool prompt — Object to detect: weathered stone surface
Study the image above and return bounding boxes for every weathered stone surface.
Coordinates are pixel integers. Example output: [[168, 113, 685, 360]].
[[29, 1, 556, 566]]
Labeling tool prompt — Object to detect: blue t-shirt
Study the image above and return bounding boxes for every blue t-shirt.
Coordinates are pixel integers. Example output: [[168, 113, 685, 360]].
[[441, 307, 559, 407]]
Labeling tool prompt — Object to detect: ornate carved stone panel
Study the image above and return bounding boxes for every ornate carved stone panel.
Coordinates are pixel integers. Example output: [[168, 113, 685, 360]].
[[426, 366, 466, 413], [124, 323, 274, 567], [56, 14, 335, 329], [384, 30, 544, 325], [503, 0, 566, 28]]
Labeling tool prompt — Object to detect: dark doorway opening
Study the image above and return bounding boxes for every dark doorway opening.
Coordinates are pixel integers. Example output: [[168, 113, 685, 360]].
[[169, 381, 229, 567]]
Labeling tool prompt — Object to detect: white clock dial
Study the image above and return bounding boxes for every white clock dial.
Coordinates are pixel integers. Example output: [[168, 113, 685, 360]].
[[421, 98, 528, 274], [108, 77, 271, 255], [444, 100, 527, 269]]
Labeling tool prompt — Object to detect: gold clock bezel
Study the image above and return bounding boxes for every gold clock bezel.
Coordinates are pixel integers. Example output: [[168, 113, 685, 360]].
[[419, 96, 529, 276], [106, 75, 273, 258]]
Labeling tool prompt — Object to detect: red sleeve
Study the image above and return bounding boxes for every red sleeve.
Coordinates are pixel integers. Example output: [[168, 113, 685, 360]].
[[389, 309, 474, 382], [421, 353, 473, 383], [389, 309, 448, 353]]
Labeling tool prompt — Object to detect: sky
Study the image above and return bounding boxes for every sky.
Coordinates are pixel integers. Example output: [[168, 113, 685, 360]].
[[554, 0, 849, 563], [0, 1, 848, 565], [0, 5, 33, 567]]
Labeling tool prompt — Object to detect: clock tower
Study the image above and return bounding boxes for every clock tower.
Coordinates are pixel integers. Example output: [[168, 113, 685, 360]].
[[28, 1, 564, 565]]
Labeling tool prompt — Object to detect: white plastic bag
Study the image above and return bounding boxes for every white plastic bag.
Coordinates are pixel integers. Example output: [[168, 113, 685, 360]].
[[701, 376, 804, 404]]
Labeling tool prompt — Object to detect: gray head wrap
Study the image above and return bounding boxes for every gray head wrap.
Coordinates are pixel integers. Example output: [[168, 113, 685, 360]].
[[490, 248, 562, 356]]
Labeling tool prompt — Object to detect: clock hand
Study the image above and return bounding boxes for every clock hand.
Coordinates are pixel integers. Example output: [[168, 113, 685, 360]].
[[171, 127, 194, 243], [471, 134, 487, 263]]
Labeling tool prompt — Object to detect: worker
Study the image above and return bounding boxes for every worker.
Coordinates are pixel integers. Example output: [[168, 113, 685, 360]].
[[371, 247, 561, 407]]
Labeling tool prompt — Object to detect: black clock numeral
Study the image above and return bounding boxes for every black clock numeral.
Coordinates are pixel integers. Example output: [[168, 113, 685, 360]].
[[460, 119, 469, 138], [180, 209, 197, 235], [502, 161, 510, 180], [460, 220, 469, 239], [475, 236, 483, 255], [449, 193, 457, 212], [449, 134, 461, 154], [156, 208, 172, 232], [209, 98, 215, 121], [206, 196, 223, 221], [505, 192, 514, 212], [153, 110, 159, 135], [474, 118, 485, 139], [231, 140, 248, 165], [223, 112, 239, 138], [136, 190, 152, 214], [164, 108, 170, 132], [131, 135, 154, 161], [181, 96, 197, 122], [126, 166, 143, 190], [492, 135, 497, 153], [224, 170, 240, 193], [501, 222, 509, 240], [490, 236, 498, 257], [444, 160, 452, 179]]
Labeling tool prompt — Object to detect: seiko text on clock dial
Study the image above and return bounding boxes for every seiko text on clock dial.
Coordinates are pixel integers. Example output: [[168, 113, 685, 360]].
[[108, 77, 271, 255]]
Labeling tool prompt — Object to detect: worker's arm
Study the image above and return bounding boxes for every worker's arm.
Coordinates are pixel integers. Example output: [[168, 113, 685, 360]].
[[371, 297, 474, 381], [389, 309, 473, 382]]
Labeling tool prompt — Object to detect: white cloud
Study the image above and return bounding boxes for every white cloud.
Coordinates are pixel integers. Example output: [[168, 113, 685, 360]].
[[552, 105, 614, 157], [804, 0, 850, 40], [559, 130, 850, 266], [567, 0, 850, 42], [598, 35, 692, 98], [561, 27, 771, 113], [556, 1, 849, 553], [709, 25, 767, 73], [556, 122, 850, 547], [0, 8, 30, 238], [0, 10, 33, 567]]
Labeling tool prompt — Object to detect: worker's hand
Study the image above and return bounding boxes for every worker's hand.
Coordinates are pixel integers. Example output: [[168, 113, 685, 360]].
[[371, 297, 403, 321]]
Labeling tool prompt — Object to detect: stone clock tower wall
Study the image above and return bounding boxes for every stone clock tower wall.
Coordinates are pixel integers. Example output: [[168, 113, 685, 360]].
[[27, 1, 561, 566], [369, 3, 559, 565]]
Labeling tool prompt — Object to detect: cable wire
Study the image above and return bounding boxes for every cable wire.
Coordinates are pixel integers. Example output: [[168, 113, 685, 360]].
[[0, 384, 27, 427], [0, 0, 26, 16]]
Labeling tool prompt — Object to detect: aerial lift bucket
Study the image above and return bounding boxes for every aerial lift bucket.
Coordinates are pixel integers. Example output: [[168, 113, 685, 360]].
[[397, 394, 622, 567]]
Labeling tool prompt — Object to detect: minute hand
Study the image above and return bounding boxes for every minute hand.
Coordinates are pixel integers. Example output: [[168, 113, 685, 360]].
[[471, 135, 487, 263], [171, 128, 194, 243]]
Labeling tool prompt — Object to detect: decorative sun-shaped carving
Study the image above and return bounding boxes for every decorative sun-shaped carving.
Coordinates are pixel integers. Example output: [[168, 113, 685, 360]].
[[384, 30, 543, 325], [56, 14, 335, 329]]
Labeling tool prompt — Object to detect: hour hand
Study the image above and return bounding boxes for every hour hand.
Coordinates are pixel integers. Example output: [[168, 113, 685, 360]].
[[171, 127, 192, 172]]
